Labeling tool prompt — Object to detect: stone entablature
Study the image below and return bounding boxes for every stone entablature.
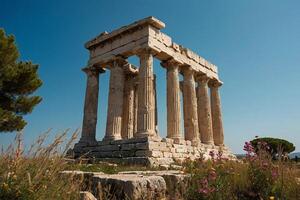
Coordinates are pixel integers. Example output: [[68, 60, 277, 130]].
[[74, 16, 234, 165]]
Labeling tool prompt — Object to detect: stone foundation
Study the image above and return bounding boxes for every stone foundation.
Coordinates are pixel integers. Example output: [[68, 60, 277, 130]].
[[73, 136, 235, 167]]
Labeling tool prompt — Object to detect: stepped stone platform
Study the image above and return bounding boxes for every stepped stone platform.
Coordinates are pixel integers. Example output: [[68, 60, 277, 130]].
[[73, 136, 235, 167]]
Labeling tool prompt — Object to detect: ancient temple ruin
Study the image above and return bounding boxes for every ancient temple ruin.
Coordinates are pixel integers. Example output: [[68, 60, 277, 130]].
[[73, 16, 234, 166]]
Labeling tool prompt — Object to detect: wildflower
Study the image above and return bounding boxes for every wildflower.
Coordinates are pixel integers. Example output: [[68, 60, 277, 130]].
[[199, 188, 209, 194], [262, 161, 269, 168], [216, 151, 223, 160], [271, 168, 279, 179], [243, 142, 254, 153], [209, 150, 215, 159]]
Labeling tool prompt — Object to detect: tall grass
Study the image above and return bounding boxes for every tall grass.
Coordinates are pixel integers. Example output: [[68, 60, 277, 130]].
[[0, 130, 83, 200]]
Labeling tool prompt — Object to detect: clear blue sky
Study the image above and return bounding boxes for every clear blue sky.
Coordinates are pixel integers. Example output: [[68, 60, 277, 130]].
[[1, 0, 299, 153]]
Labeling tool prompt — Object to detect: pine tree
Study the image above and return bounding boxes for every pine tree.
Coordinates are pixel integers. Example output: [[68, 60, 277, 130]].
[[0, 29, 42, 132]]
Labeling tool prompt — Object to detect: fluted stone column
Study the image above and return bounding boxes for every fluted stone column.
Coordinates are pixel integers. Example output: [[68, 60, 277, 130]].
[[196, 76, 213, 144], [182, 68, 200, 146], [133, 83, 138, 137], [80, 67, 104, 145], [209, 81, 224, 146], [154, 75, 158, 133], [121, 75, 135, 139], [104, 59, 126, 141], [136, 50, 156, 137], [165, 62, 181, 139]]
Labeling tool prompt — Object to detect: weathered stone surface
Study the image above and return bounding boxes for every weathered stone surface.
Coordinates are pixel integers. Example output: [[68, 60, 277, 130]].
[[118, 171, 189, 200], [92, 174, 166, 200], [78, 67, 104, 146], [164, 61, 181, 140], [209, 80, 224, 146], [182, 68, 200, 146], [196, 75, 214, 144], [136, 51, 156, 137], [122, 74, 136, 139], [104, 59, 126, 141]]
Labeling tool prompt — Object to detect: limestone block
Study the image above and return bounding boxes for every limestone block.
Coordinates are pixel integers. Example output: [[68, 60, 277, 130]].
[[121, 143, 136, 151], [173, 138, 186, 145], [186, 140, 192, 146], [172, 153, 183, 158], [155, 158, 174, 166], [175, 148, 187, 153], [160, 147, 171, 152], [135, 150, 163, 158], [173, 144, 185, 150], [172, 42, 180, 52], [161, 138, 173, 144], [96, 145, 120, 151], [135, 142, 149, 150], [92, 174, 166, 200], [163, 152, 173, 158]]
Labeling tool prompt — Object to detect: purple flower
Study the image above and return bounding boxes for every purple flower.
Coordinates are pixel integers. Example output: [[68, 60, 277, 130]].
[[271, 168, 279, 179], [209, 150, 215, 159], [217, 151, 223, 160]]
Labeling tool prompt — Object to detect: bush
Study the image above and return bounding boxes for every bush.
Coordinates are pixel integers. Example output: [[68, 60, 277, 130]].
[[0, 130, 83, 200], [251, 137, 295, 160], [184, 141, 300, 200]]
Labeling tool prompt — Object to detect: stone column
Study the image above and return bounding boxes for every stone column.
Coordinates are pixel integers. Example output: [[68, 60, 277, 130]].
[[164, 62, 181, 140], [121, 75, 135, 139], [104, 59, 126, 141], [133, 82, 138, 137], [209, 81, 224, 146], [154, 75, 158, 133], [182, 68, 200, 146], [196, 75, 214, 144], [136, 50, 156, 137], [80, 67, 104, 145]]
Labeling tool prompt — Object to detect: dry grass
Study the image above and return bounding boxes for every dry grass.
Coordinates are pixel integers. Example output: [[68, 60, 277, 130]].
[[0, 130, 83, 200]]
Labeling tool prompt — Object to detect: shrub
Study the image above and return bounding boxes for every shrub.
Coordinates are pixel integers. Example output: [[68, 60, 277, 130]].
[[251, 137, 295, 160], [0, 130, 83, 200]]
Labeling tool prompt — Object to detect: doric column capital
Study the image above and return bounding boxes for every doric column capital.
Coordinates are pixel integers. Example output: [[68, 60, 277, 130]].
[[182, 67, 194, 77], [107, 57, 128, 69], [208, 79, 223, 88], [196, 74, 210, 84], [160, 59, 180, 69], [82, 67, 105, 76], [136, 48, 155, 57]]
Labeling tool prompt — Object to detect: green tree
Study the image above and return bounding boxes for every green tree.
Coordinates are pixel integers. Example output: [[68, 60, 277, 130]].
[[251, 137, 295, 159], [0, 29, 42, 132]]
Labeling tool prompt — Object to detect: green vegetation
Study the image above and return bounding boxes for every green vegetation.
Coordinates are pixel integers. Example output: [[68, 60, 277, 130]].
[[185, 141, 300, 200], [251, 137, 295, 159], [0, 29, 42, 132], [67, 162, 161, 174]]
